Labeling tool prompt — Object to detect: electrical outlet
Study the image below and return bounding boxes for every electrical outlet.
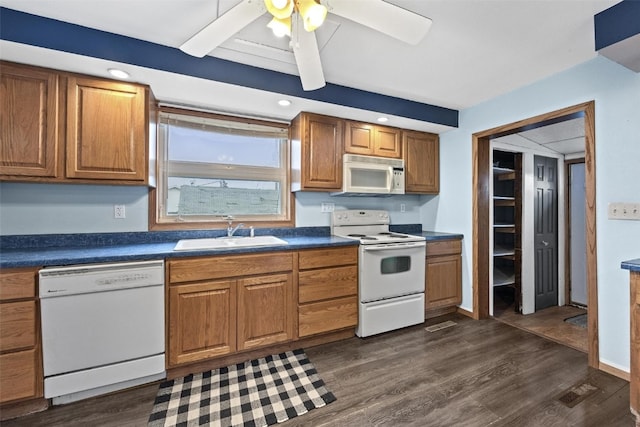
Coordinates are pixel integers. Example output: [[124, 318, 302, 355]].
[[114, 204, 126, 219], [400, 203, 406, 213], [321, 203, 335, 213]]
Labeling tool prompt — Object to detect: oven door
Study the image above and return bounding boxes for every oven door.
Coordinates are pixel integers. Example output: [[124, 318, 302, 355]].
[[359, 241, 426, 302]]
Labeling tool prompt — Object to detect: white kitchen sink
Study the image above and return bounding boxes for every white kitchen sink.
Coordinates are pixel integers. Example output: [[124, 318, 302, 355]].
[[173, 236, 288, 251]]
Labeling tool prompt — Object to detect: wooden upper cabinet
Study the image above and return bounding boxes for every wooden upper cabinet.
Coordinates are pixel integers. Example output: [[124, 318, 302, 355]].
[[66, 76, 147, 181], [291, 112, 344, 191], [403, 130, 440, 194], [344, 121, 401, 158], [0, 62, 60, 178], [0, 61, 150, 184]]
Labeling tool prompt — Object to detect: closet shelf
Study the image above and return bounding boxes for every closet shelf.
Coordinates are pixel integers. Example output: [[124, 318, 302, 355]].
[[493, 268, 516, 287], [493, 196, 515, 200], [493, 166, 515, 175], [494, 245, 516, 257]]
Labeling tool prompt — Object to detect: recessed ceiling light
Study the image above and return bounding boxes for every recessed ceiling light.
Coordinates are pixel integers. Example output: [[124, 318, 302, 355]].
[[377, 117, 388, 123], [278, 99, 292, 107], [108, 68, 130, 79]]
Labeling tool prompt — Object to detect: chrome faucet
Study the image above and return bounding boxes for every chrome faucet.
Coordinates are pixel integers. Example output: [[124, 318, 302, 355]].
[[224, 215, 245, 237]]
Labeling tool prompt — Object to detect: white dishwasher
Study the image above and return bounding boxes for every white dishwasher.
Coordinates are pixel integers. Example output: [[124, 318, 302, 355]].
[[39, 260, 165, 405]]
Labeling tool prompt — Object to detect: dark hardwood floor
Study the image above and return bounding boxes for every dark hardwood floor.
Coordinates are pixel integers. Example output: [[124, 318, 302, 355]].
[[3, 314, 633, 426]]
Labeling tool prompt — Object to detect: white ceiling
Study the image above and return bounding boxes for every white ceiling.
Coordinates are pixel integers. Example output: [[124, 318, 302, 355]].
[[0, 0, 620, 132], [492, 117, 585, 156]]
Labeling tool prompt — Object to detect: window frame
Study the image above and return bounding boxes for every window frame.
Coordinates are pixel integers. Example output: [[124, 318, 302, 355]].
[[149, 107, 294, 231]]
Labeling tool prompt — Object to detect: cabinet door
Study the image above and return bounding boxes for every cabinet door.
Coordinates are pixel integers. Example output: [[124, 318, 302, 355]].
[[0, 348, 39, 403], [301, 113, 343, 190], [237, 273, 293, 351], [426, 253, 462, 309], [0, 301, 37, 352], [345, 121, 401, 158], [404, 131, 439, 194], [0, 62, 60, 178], [66, 76, 146, 181], [168, 280, 236, 366], [344, 121, 375, 155], [373, 126, 401, 158]]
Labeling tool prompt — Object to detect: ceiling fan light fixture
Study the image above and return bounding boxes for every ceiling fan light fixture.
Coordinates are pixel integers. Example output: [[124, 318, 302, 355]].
[[267, 16, 292, 37], [264, 0, 294, 19], [296, 0, 327, 32]]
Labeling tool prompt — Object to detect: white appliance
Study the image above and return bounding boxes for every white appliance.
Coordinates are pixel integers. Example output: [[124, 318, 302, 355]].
[[332, 154, 405, 196], [39, 260, 166, 405], [331, 210, 426, 337]]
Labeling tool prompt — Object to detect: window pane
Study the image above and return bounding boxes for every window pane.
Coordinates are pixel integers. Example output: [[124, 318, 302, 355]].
[[168, 126, 282, 168], [167, 178, 280, 216], [156, 108, 290, 225]]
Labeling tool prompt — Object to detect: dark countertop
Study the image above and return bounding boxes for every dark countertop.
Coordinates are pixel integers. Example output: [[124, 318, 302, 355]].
[[0, 227, 464, 269], [622, 259, 640, 273]]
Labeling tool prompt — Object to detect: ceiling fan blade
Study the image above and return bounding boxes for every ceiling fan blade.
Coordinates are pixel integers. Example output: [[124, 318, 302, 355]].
[[324, 0, 432, 45], [292, 14, 326, 91], [180, 0, 266, 58]]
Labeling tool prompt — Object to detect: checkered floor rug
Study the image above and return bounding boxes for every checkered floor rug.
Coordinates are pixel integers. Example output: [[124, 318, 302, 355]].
[[148, 349, 336, 427]]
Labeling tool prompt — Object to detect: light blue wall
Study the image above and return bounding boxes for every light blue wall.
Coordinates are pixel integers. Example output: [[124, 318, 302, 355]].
[[422, 56, 640, 371], [0, 184, 423, 235], [0, 183, 148, 235]]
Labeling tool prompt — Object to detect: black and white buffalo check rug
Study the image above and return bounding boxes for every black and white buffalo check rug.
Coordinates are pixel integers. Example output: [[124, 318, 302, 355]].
[[148, 349, 336, 427]]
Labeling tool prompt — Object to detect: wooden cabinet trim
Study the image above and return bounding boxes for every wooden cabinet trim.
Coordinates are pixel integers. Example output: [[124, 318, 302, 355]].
[[426, 239, 462, 257], [0, 349, 39, 403], [168, 252, 294, 284], [0, 269, 38, 301], [298, 246, 358, 270], [0, 301, 37, 353], [298, 296, 358, 337], [298, 265, 357, 304]]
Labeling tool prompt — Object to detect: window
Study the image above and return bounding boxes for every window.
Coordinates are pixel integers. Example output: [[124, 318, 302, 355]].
[[152, 108, 292, 229]]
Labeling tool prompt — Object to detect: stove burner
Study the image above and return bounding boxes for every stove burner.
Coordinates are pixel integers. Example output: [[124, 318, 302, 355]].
[[390, 234, 409, 238], [377, 232, 392, 235], [348, 234, 367, 238]]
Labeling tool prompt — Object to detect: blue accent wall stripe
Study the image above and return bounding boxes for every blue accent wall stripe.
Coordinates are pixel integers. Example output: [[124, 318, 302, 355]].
[[594, 0, 640, 51], [0, 7, 458, 127]]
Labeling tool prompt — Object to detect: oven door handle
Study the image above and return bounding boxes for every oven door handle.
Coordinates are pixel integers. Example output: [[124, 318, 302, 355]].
[[362, 241, 426, 251]]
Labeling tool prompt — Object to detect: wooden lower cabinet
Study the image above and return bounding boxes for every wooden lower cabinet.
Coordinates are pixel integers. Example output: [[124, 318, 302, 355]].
[[168, 280, 236, 366], [0, 268, 43, 406], [238, 273, 293, 350], [425, 239, 462, 317], [298, 247, 358, 337], [166, 253, 295, 368]]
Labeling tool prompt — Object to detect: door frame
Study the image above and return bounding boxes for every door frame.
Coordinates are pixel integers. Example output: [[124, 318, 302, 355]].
[[565, 157, 586, 307], [472, 101, 598, 368]]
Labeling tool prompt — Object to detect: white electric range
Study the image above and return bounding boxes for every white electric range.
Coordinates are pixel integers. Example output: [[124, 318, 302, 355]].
[[331, 210, 426, 337]]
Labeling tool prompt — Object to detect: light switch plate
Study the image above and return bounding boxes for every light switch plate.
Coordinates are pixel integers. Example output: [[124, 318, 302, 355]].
[[608, 202, 640, 220]]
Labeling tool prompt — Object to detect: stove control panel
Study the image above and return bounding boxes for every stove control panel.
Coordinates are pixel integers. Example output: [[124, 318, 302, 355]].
[[331, 210, 390, 226]]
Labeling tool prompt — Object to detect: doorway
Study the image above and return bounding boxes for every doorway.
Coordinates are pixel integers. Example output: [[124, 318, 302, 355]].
[[471, 101, 598, 368], [567, 160, 587, 307]]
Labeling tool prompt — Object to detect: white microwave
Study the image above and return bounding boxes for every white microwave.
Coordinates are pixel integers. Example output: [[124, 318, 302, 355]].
[[332, 154, 405, 196]]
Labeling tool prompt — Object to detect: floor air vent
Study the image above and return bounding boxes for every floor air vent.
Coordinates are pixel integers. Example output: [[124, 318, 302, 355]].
[[425, 320, 457, 332]]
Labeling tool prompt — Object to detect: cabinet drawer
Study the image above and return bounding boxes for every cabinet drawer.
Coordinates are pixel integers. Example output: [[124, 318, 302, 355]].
[[298, 246, 357, 270], [299, 266, 357, 303], [0, 269, 37, 301], [168, 252, 294, 284], [426, 239, 462, 257], [299, 296, 358, 337], [0, 348, 39, 403], [0, 301, 37, 352]]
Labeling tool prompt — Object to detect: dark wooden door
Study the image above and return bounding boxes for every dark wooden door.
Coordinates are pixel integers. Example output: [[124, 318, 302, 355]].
[[534, 155, 558, 310]]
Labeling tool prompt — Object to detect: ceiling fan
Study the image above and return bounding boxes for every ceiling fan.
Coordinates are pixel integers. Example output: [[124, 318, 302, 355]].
[[180, 0, 432, 91]]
